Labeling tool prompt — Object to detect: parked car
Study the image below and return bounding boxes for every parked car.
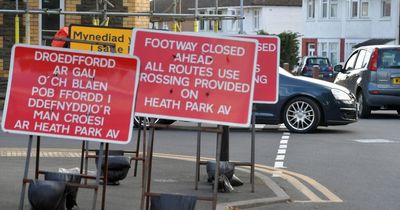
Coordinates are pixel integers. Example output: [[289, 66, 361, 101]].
[[255, 68, 357, 133], [333, 45, 400, 118], [296, 56, 336, 82]]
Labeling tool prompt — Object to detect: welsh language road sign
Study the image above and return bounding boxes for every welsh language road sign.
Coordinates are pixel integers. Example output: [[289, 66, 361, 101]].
[[2, 44, 140, 144]]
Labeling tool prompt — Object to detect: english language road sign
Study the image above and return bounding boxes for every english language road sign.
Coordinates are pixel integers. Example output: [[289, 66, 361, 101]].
[[235, 35, 280, 104], [2, 44, 140, 144], [130, 29, 258, 127]]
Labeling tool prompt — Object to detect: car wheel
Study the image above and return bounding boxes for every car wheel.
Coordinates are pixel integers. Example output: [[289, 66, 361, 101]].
[[133, 117, 174, 128], [283, 97, 320, 133], [356, 92, 371, 118]]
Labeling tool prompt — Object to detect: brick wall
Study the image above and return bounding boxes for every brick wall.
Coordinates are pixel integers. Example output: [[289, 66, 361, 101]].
[[27, 0, 39, 45], [128, 0, 150, 28], [66, 0, 82, 25]]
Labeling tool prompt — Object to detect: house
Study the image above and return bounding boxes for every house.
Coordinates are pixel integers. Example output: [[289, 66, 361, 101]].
[[0, 0, 150, 75], [151, 0, 303, 35], [302, 0, 398, 65]]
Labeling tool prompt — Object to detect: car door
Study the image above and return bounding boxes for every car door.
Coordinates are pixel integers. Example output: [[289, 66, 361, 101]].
[[335, 50, 360, 93]]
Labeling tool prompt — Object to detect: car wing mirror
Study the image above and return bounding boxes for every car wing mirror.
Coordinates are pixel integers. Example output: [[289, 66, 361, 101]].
[[334, 64, 343, 72]]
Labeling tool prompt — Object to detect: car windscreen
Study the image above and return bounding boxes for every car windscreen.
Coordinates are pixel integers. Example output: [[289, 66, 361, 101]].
[[378, 48, 400, 68], [306, 58, 330, 67]]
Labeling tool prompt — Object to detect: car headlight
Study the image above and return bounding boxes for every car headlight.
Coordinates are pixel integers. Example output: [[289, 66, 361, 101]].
[[331, 89, 353, 103]]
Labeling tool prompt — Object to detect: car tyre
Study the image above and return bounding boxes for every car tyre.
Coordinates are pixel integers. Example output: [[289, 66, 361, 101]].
[[133, 117, 174, 128], [283, 97, 320, 133], [357, 92, 371, 118]]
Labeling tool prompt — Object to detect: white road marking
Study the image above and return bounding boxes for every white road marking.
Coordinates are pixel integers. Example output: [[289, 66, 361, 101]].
[[274, 128, 291, 170], [277, 149, 286, 154], [279, 145, 288, 149], [274, 161, 285, 168], [353, 139, 396, 143], [275, 155, 285, 161], [280, 140, 288, 144]]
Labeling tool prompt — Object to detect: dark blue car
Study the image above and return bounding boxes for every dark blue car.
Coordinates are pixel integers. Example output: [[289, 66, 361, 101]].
[[255, 68, 357, 133], [297, 56, 336, 82]]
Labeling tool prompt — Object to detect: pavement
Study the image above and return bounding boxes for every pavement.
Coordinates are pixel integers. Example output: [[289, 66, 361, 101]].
[[0, 148, 290, 210]]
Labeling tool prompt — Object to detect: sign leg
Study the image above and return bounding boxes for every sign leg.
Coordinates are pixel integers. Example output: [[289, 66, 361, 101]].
[[140, 118, 150, 210], [133, 121, 142, 177], [92, 143, 104, 210], [251, 107, 256, 192], [212, 126, 222, 210], [101, 143, 109, 210], [35, 136, 40, 180], [195, 123, 201, 190], [18, 135, 33, 210]]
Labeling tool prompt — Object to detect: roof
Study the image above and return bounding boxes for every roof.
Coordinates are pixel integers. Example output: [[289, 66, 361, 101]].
[[354, 39, 395, 48], [151, 0, 302, 13]]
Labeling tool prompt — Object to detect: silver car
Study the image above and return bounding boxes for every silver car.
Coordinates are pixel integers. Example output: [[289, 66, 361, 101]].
[[334, 45, 400, 118]]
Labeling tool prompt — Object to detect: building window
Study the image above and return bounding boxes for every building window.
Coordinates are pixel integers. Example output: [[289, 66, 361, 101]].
[[230, 10, 239, 31], [209, 11, 214, 31], [318, 42, 339, 65], [382, 0, 391, 17], [217, 10, 223, 31], [361, 0, 369, 17], [307, 0, 315, 19], [329, 43, 338, 65], [253, 10, 260, 29], [162, 22, 169, 30], [330, 0, 338, 18], [41, 0, 64, 46], [200, 11, 205, 30], [322, 0, 338, 19], [322, 0, 328, 18], [319, 43, 328, 57], [351, 0, 358, 18], [308, 43, 316, 56], [345, 43, 357, 58], [350, 0, 369, 18]]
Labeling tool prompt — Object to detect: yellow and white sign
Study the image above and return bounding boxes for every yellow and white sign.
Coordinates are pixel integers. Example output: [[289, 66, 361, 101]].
[[69, 25, 132, 54]]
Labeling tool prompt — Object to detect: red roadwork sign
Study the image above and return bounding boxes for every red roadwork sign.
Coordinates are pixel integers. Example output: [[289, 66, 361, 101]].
[[2, 44, 140, 144], [130, 29, 258, 127], [235, 35, 280, 104]]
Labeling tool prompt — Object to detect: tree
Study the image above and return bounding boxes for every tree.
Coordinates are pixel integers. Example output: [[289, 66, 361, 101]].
[[258, 30, 300, 70]]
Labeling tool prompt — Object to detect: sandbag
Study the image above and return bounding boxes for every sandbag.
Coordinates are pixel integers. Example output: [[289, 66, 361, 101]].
[[95, 150, 131, 185], [44, 171, 81, 210], [28, 180, 66, 210], [206, 161, 235, 182], [217, 175, 234, 193], [230, 174, 244, 187]]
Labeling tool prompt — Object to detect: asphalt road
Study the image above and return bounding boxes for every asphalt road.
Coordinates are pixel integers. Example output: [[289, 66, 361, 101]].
[[0, 110, 399, 210]]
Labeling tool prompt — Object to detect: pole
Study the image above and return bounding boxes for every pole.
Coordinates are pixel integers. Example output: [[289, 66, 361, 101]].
[[14, 0, 19, 43], [240, 0, 244, 34], [15, 15, 20, 44], [214, 0, 219, 32], [220, 126, 229, 161], [194, 0, 199, 32]]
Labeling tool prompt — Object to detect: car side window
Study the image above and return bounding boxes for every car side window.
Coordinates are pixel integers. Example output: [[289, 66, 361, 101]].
[[355, 50, 366, 69], [344, 51, 358, 71], [362, 51, 371, 68]]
